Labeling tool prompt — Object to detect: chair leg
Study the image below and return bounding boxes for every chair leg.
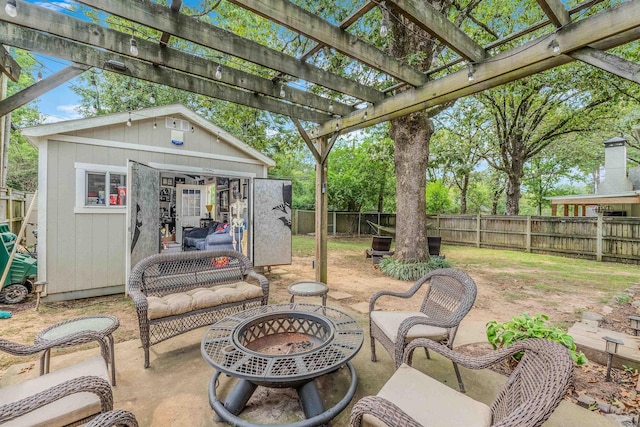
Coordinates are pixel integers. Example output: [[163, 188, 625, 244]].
[[370, 336, 377, 362], [144, 347, 150, 369], [452, 361, 465, 393]]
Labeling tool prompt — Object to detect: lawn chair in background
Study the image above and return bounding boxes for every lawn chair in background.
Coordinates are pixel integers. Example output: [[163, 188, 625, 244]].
[[369, 268, 477, 392], [350, 338, 573, 427]]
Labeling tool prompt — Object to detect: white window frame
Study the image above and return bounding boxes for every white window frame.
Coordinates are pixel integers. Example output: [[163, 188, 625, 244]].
[[74, 162, 127, 214]]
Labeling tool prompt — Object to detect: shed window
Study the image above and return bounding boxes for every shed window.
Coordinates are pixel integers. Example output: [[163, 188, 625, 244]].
[[85, 172, 127, 206]]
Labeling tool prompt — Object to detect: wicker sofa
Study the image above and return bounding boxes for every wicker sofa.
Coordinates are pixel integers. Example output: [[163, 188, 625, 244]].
[[128, 249, 269, 368]]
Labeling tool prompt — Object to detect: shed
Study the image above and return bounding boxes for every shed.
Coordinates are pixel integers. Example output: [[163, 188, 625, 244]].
[[21, 104, 290, 301]]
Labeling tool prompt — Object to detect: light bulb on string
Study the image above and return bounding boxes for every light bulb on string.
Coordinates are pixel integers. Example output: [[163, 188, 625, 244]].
[[5, 0, 17, 17], [153, 118, 157, 129], [37, 70, 43, 82], [215, 65, 222, 80], [380, 21, 388, 38], [363, 110, 368, 120], [550, 39, 561, 55], [280, 85, 286, 98], [129, 36, 139, 57], [127, 112, 132, 127], [328, 101, 334, 113], [149, 92, 156, 104], [467, 63, 475, 82]]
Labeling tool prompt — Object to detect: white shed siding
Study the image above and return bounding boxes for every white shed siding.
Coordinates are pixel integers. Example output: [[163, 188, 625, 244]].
[[39, 112, 268, 299]]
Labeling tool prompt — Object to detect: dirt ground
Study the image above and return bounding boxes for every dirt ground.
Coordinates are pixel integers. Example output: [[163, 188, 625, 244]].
[[2, 240, 640, 419]]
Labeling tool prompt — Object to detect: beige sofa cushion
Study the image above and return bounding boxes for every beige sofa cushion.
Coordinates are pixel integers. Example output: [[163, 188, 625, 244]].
[[147, 282, 263, 319], [363, 363, 492, 427], [0, 356, 110, 427], [370, 311, 448, 343]]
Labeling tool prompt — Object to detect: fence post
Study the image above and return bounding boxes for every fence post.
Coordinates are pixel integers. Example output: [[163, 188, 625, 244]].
[[596, 213, 603, 262], [357, 212, 361, 237], [293, 209, 298, 235], [476, 214, 481, 248], [526, 216, 532, 253], [333, 211, 337, 237]]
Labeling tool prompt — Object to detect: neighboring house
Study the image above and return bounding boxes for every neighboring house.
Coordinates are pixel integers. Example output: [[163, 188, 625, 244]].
[[548, 136, 640, 217], [21, 104, 290, 302]]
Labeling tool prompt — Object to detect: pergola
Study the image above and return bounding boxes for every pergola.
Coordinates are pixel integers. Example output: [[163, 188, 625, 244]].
[[1, 0, 640, 282]]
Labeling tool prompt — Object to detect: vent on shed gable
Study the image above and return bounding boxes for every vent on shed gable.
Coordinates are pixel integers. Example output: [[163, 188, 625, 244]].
[[165, 117, 190, 132]]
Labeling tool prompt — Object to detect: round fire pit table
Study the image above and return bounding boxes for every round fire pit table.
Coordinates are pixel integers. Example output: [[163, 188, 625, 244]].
[[201, 303, 363, 426]]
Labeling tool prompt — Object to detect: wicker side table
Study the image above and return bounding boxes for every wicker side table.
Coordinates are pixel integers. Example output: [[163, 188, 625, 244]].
[[287, 281, 329, 306], [35, 315, 119, 385]]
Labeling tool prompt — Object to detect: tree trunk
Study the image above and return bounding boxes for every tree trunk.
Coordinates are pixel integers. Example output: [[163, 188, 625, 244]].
[[505, 172, 522, 215], [460, 173, 469, 214], [390, 112, 432, 261]]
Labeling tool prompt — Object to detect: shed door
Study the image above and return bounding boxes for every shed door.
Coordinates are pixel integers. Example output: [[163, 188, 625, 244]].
[[126, 161, 160, 287], [253, 179, 292, 267]]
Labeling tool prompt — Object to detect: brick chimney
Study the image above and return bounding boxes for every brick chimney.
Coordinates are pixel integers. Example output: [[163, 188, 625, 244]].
[[597, 136, 633, 195]]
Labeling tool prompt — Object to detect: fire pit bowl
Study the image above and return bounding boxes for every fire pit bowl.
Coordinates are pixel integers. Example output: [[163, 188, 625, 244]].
[[234, 312, 334, 358]]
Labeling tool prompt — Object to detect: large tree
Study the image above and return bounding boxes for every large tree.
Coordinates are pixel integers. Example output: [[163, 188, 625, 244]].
[[386, 1, 482, 261], [477, 64, 614, 215]]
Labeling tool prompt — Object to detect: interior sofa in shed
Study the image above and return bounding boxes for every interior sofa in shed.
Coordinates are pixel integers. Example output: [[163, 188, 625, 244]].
[[128, 249, 269, 367]]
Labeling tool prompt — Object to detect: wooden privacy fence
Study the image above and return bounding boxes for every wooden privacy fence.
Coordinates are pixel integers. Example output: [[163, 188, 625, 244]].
[[0, 188, 31, 235], [293, 210, 640, 265]]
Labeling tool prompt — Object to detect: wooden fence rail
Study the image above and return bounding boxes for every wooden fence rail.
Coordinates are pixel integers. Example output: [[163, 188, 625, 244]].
[[293, 210, 640, 265]]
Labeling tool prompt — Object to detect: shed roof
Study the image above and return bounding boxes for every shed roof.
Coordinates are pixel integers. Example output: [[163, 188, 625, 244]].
[[547, 192, 640, 205], [21, 104, 275, 167]]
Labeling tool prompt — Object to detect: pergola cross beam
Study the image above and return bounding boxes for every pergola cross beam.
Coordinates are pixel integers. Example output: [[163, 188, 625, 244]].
[[387, 0, 487, 63], [536, 0, 571, 27], [569, 47, 640, 84], [73, 0, 385, 104]]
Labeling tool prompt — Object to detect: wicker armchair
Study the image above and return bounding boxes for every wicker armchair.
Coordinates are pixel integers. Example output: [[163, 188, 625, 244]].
[[0, 331, 114, 426], [369, 268, 477, 392], [87, 409, 139, 427], [351, 338, 574, 427]]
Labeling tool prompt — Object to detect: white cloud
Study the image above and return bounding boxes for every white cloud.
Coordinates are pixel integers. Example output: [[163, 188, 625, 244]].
[[34, 1, 74, 12], [56, 104, 82, 119]]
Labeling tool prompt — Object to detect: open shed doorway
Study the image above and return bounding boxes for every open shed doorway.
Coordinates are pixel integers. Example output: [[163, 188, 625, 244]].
[[161, 173, 251, 254]]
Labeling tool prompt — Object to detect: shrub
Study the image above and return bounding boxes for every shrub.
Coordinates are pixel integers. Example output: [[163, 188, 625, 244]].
[[379, 257, 452, 281], [486, 313, 587, 365]]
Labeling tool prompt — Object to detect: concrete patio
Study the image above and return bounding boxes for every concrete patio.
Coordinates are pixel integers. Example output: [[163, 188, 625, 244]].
[[0, 301, 618, 426]]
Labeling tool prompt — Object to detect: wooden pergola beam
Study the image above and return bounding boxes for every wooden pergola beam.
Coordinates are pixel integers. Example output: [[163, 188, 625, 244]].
[[73, 0, 385, 103], [569, 47, 640, 84], [0, 64, 89, 117], [159, 0, 182, 47], [227, 0, 426, 87], [315, 0, 640, 137], [0, 23, 331, 123], [387, 0, 487, 63], [0, 44, 20, 82], [299, 1, 377, 62], [3, 1, 354, 117], [536, 0, 570, 27]]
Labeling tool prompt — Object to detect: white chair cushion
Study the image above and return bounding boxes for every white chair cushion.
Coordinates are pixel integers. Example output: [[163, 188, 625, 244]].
[[371, 311, 449, 343], [0, 356, 110, 427], [146, 282, 263, 319], [364, 363, 492, 427]]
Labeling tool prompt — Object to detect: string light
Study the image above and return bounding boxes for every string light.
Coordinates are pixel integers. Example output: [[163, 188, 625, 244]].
[[37, 70, 43, 82], [467, 62, 475, 82], [129, 36, 139, 57], [363, 110, 368, 120], [328, 101, 334, 113], [153, 118, 157, 129], [191, 126, 195, 133], [279, 84, 286, 98], [550, 39, 561, 55], [127, 112, 132, 127], [149, 92, 156, 104], [217, 132, 220, 143], [379, 2, 388, 37], [4, 0, 17, 17], [215, 65, 222, 80]]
